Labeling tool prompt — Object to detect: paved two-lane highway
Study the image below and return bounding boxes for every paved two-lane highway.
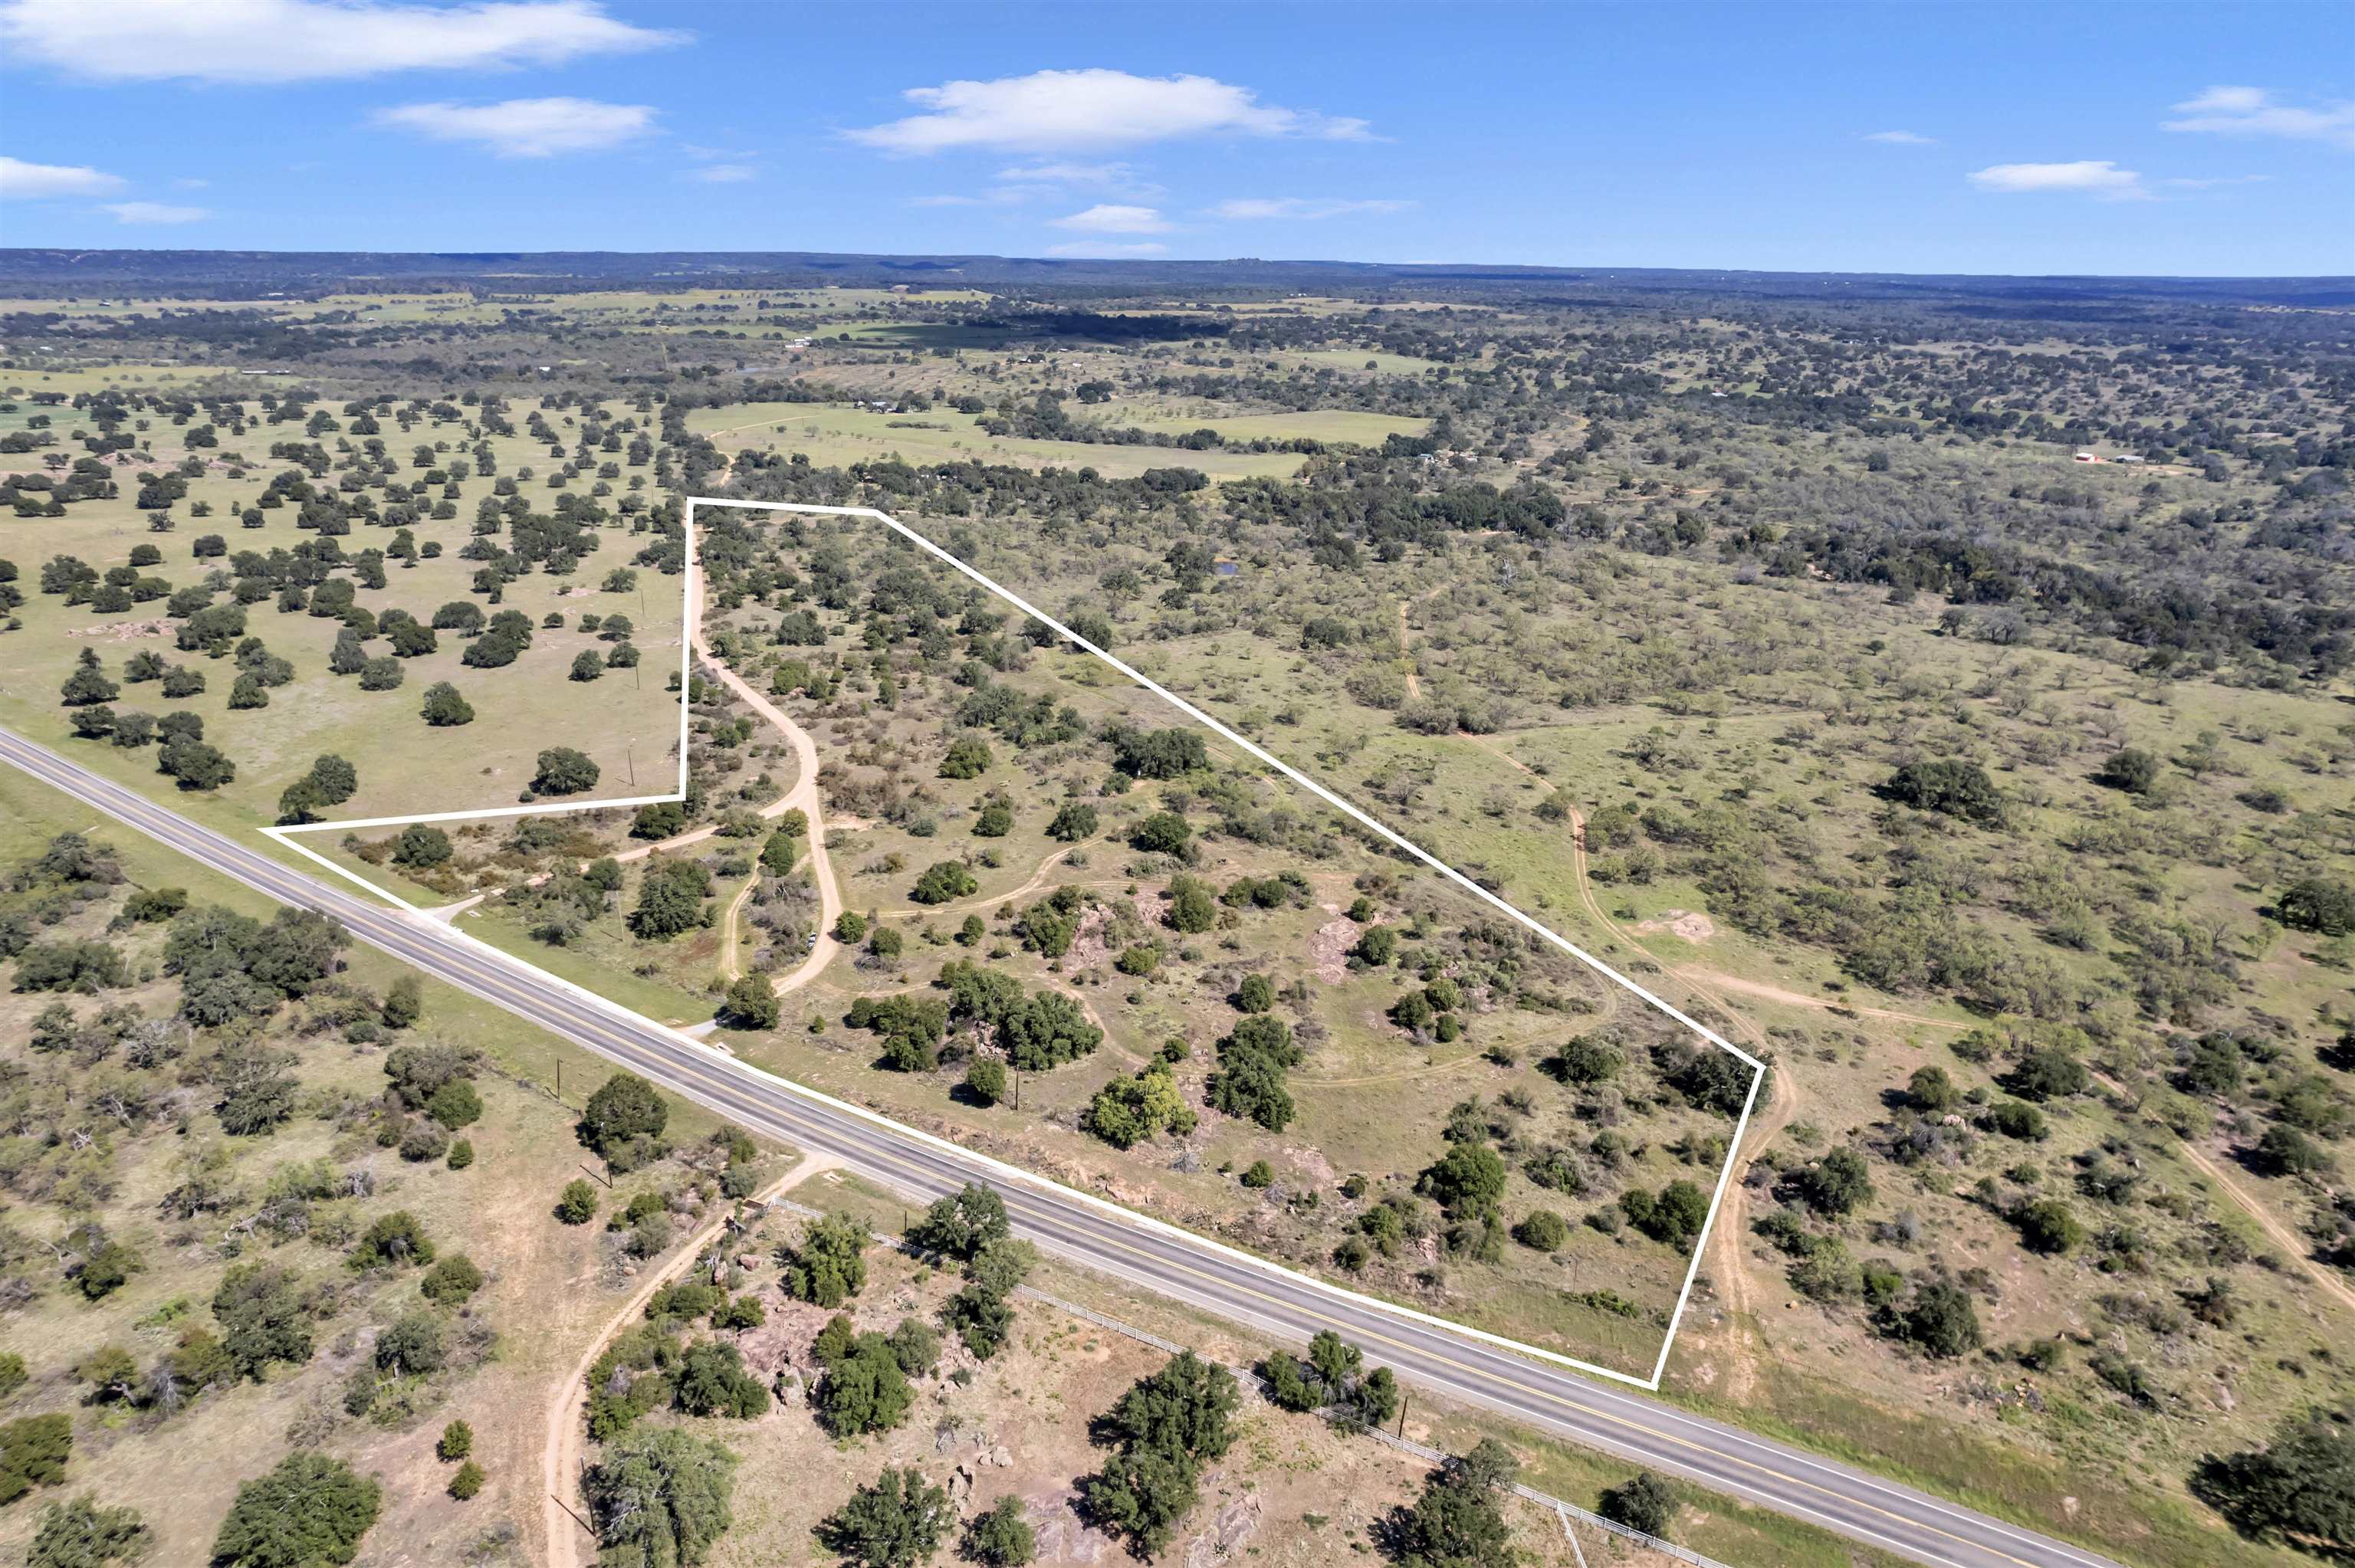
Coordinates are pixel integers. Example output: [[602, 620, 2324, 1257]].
[[0, 725, 2125, 1568]]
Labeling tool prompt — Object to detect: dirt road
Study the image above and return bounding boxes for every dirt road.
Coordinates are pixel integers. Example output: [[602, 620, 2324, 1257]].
[[541, 1149, 839, 1568], [685, 557, 846, 1001], [2176, 1138, 2355, 1316]]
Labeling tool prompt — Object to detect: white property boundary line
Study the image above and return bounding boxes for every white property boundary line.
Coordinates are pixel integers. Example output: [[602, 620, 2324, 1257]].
[[262, 497, 1763, 1394], [261, 520, 698, 915]]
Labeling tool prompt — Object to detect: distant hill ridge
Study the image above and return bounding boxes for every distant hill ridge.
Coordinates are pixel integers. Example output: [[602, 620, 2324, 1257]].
[[0, 248, 2347, 308]]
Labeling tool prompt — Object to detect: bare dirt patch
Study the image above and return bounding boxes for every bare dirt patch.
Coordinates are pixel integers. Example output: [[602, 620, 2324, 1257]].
[[1634, 907, 1716, 943], [67, 616, 175, 641], [1062, 904, 1115, 972], [1309, 915, 1362, 983]]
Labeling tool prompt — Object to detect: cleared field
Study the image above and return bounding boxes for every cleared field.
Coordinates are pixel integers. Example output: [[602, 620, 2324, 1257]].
[[688, 401, 1309, 481], [2, 362, 266, 395], [0, 521, 682, 827], [1283, 346, 1456, 375], [0, 398, 683, 832], [1109, 401, 1434, 446]]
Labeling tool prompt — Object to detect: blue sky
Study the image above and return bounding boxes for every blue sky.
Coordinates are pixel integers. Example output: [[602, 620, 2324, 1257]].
[[1, 0, 2349, 275]]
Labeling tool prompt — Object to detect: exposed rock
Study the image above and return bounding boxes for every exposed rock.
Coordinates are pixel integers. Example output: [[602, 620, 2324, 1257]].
[[1183, 1494, 1263, 1568], [1032, 1510, 1113, 1565], [1309, 917, 1361, 984]]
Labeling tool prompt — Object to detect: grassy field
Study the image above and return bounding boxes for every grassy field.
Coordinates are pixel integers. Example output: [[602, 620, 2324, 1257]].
[[1283, 346, 1457, 375], [0, 399, 685, 830], [0, 764, 765, 1567], [2, 364, 269, 395], [1107, 399, 1434, 447], [8, 270, 2347, 1568], [960, 510, 2355, 1565], [689, 400, 1309, 481]]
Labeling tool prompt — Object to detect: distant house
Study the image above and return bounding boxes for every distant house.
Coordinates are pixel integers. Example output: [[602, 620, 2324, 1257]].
[[2110, 454, 2145, 464], [2074, 451, 2101, 463]]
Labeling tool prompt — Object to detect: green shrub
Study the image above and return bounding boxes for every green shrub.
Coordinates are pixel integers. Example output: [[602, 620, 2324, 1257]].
[[0, 1414, 72, 1505], [555, 1179, 599, 1225], [209, 1453, 379, 1567]]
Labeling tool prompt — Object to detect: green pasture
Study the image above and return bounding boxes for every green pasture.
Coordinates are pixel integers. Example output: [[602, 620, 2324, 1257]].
[[0, 399, 684, 832], [689, 400, 1308, 481], [1107, 399, 1434, 447]]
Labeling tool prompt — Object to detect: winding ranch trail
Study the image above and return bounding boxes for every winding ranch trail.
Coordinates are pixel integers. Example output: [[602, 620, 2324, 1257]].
[[1690, 971, 1969, 1033], [541, 1149, 840, 1568], [1548, 793, 1800, 1398], [714, 874, 757, 982], [545, 547, 855, 1567], [875, 844, 1082, 920], [1456, 723, 1810, 1393], [2177, 1136, 2355, 1317], [1443, 718, 1808, 1393], [1390, 581, 1841, 1402], [686, 551, 846, 1001], [1398, 599, 1423, 700], [1395, 581, 1448, 701]]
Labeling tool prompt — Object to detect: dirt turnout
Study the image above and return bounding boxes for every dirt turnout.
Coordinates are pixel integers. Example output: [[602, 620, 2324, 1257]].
[[542, 1149, 842, 1568]]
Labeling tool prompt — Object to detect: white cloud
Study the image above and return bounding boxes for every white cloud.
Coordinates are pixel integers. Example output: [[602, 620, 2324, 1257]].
[[0, 154, 123, 198], [848, 68, 1369, 153], [173, 176, 210, 189], [1048, 203, 1171, 234], [101, 200, 208, 224], [918, 162, 1164, 210], [1043, 241, 1169, 258], [1864, 130, 1936, 145], [997, 160, 1138, 185], [1209, 197, 1410, 220], [1966, 159, 2149, 199], [374, 97, 656, 158], [2163, 173, 2275, 189], [690, 163, 754, 183], [2165, 86, 2355, 149], [0, 0, 681, 84]]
